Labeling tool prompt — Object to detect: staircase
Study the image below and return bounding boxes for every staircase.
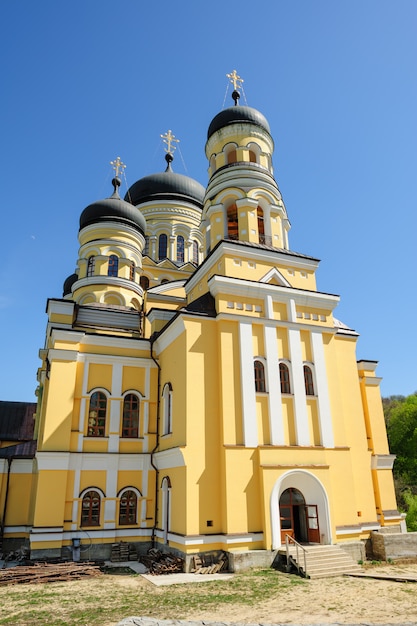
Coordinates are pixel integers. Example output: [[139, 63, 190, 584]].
[[281, 543, 363, 579]]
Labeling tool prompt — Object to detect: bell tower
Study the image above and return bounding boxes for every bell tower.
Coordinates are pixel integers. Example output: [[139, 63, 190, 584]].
[[202, 70, 290, 254]]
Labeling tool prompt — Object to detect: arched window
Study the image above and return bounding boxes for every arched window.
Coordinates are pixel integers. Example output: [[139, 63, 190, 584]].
[[87, 391, 107, 437], [257, 206, 265, 244], [119, 490, 138, 525], [129, 261, 135, 281], [192, 240, 199, 265], [108, 254, 119, 277], [158, 234, 168, 260], [140, 275, 149, 290], [279, 363, 291, 394], [122, 393, 139, 438], [162, 383, 173, 435], [81, 490, 101, 526], [87, 256, 95, 277], [177, 235, 184, 263], [227, 204, 239, 240], [249, 150, 257, 163], [254, 360, 266, 393], [227, 149, 237, 164], [304, 365, 315, 396]]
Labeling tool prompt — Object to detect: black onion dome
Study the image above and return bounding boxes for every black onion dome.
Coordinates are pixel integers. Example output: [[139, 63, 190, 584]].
[[207, 105, 271, 141], [63, 273, 78, 297], [80, 178, 146, 234], [125, 166, 205, 209]]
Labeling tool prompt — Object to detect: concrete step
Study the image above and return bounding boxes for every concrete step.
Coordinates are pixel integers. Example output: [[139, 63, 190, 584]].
[[281, 544, 362, 579]]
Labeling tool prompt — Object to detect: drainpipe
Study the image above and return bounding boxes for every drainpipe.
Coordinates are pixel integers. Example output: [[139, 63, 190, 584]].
[[0, 458, 13, 552], [150, 338, 161, 549]]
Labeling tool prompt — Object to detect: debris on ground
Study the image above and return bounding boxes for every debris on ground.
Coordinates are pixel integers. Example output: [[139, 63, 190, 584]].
[[0, 561, 102, 586], [190, 551, 228, 574], [139, 548, 184, 575]]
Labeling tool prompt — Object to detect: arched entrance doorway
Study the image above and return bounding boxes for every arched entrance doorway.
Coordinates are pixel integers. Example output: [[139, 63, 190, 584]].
[[270, 470, 331, 549], [279, 487, 320, 544]]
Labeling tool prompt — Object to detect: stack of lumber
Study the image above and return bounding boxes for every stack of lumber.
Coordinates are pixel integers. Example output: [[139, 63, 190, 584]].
[[110, 542, 137, 562], [191, 551, 228, 574], [0, 561, 102, 586], [140, 548, 184, 574]]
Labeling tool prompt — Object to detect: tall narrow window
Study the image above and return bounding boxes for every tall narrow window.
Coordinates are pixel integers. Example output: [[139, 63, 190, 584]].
[[257, 207, 265, 244], [108, 254, 119, 277], [158, 234, 168, 260], [227, 149, 237, 164], [119, 490, 137, 525], [129, 261, 135, 281], [227, 204, 239, 240], [87, 256, 95, 277], [279, 363, 291, 394], [177, 235, 184, 263], [88, 391, 107, 437], [304, 365, 315, 396], [140, 275, 149, 290], [81, 490, 101, 526], [162, 383, 173, 435], [192, 240, 199, 265], [249, 150, 257, 163], [254, 360, 266, 393], [144, 236, 150, 256], [122, 393, 139, 438]]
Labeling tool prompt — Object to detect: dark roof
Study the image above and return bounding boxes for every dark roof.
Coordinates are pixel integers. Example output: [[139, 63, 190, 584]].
[[207, 105, 271, 141], [63, 273, 78, 297], [0, 440, 37, 459], [80, 194, 146, 234], [0, 401, 36, 441], [184, 292, 216, 316], [125, 167, 205, 209]]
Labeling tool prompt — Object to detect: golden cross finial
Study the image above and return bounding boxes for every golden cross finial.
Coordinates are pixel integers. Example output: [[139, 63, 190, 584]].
[[160, 130, 180, 155], [226, 69, 244, 91], [110, 156, 126, 177]]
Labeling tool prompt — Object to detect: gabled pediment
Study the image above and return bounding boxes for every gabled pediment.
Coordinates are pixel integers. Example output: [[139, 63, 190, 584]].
[[259, 267, 291, 287]]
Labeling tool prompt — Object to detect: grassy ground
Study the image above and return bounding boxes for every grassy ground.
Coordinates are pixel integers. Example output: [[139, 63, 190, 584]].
[[2, 564, 417, 626]]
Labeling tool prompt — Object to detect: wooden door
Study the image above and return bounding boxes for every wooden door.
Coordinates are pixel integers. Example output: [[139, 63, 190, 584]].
[[306, 504, 320, 543]]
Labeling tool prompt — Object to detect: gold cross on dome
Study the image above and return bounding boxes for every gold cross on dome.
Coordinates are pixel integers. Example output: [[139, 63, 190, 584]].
[[226, 69, 244, 91], [161, 130, 180, 155], [110, 156, 126, 177]]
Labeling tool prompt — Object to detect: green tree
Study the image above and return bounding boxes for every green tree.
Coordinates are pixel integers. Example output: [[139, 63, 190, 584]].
[[385, 394, 417, 485]]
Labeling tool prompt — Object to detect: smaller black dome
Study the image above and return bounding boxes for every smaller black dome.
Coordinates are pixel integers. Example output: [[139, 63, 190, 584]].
[[63, 273, 78, 297], [80, 181, 146, 234], [207, 105, 271, 140], [125, 166, 205, 209]]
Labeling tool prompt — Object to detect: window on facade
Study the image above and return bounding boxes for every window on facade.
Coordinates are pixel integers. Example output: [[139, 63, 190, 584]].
[[108, 254, 119, 277], [192, 240, 199, 265], [279, 363, 291, 394], [227, 149, 237, 164], [304, 365, 315, 396], [88, 391, 107, 437], [140, 275, 149, 290], [257, 206, 265, 244], [162, 383, 173, 435], [144, 236, 150, 256], [254, 360, 266, 393], [227, 204, 239, 240], [249, 150, 257, 163], [122, 393, 139, 438], [81, 490, 101, 526], [177, 235, 184, 263], [119, 490, 137, 525], [87, 256, 95, 277], [158, 234, 168, 260], [129, 261, 135, 281]]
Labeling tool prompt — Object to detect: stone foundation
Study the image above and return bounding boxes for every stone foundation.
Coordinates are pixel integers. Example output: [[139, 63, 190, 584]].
[[371, 531, 417, 561]]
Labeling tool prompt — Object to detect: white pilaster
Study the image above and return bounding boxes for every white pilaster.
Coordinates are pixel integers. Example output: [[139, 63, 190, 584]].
[[239, 321, 258, 447], [265, 294, 274, 319], [104, 456, 119, 529], [288, 328, 310, 446], [264, 325, 285, 445], [311, 331, 334, 447]]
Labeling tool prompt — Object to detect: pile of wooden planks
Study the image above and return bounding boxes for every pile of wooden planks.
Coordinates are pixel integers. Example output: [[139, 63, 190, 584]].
[[0, 561, 102, 586], [191, 551, 228, 574], [110, 542, 137, 562], [140, 548, 184, 575]]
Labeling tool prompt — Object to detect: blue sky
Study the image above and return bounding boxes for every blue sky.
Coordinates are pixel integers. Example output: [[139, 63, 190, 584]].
[[1, 0, 416, 401]]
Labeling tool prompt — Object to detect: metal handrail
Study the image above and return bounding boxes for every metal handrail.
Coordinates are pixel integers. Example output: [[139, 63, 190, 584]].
[[285, 534, 308, 577]]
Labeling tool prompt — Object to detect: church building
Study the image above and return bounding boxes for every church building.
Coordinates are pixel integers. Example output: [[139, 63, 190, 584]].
[[0, 72, 400, 563]]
